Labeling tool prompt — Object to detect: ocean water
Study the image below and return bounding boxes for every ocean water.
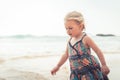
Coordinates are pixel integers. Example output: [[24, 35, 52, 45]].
[[0, 35, 120, 59]]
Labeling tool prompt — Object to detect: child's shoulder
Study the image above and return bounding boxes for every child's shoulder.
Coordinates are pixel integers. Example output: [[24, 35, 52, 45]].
[[83, 34, 93, 43], [83, 33, 91, 40]]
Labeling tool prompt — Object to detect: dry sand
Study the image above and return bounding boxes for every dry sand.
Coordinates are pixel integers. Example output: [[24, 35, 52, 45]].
[[0, 55, 69, 80], [0, 53, 119, 80]]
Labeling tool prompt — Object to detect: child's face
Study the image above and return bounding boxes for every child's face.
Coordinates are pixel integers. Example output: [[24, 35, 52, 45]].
[[65, 20, 82, 37]]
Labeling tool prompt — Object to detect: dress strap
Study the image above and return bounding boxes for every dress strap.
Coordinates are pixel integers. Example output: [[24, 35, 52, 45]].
[[81, 32, 87, 41]]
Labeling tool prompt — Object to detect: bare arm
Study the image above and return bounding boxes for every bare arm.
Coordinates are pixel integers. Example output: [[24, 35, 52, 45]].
[[56, 48, 68, 68], [84, 36, 106, 65], [51, 46, 68, 75], [84, 36, 110, 75]]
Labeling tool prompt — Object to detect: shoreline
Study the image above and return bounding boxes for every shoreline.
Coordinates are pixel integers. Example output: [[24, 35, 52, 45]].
[[0, 53, 120, 80], [0, 55, 70, 80]]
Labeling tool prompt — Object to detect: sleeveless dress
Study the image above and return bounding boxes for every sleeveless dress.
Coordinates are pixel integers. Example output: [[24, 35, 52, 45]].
[[68, 33, 104, 80]]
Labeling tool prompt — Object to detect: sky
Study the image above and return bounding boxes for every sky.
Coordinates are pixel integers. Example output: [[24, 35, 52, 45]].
[[0, 0, 120, 36]]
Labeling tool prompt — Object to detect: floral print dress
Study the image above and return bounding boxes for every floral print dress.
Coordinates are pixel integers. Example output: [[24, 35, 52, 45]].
[[68, 33, 104, 80]]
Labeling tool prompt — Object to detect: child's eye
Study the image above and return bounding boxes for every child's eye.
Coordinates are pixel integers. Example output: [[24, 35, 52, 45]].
[[65, 28, 68, 30], [65, 27, 73, 30], [69, 27, 73, 30]]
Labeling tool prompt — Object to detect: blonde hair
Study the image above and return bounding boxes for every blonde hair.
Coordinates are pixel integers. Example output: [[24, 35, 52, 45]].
[[64, 11, 85, 30], [64, 11, 84, 23]]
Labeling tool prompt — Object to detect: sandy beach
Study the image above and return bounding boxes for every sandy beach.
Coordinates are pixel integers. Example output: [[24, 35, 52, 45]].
[[0, 53, 119, 80], [0, 54, 70, 80]]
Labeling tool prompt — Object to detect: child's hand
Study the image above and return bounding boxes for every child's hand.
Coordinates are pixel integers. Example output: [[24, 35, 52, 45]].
[[51, 66, 59, 75], [101, 65, 110, 75]]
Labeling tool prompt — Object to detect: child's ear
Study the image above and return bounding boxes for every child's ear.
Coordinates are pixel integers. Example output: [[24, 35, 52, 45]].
[[80, 23, 84, 30], [79, 23, 82, 27]]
